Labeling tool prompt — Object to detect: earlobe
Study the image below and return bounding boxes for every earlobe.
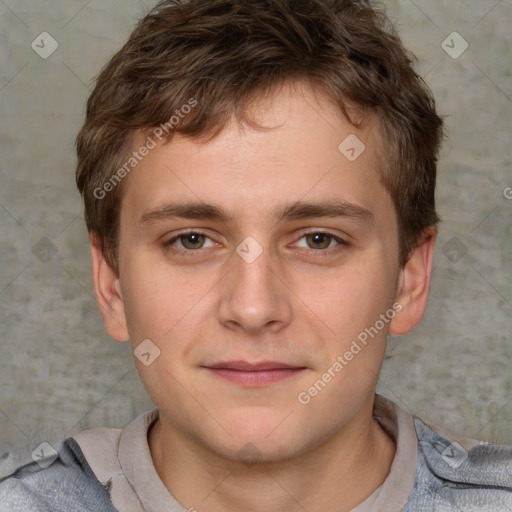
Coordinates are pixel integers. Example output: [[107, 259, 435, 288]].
[[90, 235, 130, 342], [390, 227, 437, 336]]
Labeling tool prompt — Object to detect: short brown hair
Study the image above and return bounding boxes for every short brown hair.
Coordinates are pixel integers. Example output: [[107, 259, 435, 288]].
[[76, 0, 443, 274]]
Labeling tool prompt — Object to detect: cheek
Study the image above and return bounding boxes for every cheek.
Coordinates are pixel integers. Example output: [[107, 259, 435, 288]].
[[120, 254, 203, 339], [322, 263, 395, 325], [308, 263, 398, 383], [120, 264, 218, 381], [122, 279, 168, 341]]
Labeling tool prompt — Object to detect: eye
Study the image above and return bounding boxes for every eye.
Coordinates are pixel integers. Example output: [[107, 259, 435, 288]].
[[165, 231, 216, 251], [294, 231, 346, 251]]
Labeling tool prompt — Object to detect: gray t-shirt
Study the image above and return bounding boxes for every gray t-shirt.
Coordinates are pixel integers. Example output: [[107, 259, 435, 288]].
[[1, 395, 511, 511]]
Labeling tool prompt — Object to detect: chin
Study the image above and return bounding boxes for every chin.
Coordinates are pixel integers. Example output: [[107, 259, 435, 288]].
[[207, 409, 310, 462]]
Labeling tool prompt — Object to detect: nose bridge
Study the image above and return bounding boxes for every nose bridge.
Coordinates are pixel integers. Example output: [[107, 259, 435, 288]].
[[218, 237, 292, 332]]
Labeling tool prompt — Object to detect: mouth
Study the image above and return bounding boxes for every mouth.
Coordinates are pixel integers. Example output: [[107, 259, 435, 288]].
[[201, 360, 307, 387]]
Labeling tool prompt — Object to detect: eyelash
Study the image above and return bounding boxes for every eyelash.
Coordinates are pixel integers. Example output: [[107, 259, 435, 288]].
[[163, 229, 348, 258]]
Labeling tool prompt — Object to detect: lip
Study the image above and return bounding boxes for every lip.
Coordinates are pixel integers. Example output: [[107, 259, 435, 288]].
[[202, 361, 307, 387], [205, 360, 304, 371]]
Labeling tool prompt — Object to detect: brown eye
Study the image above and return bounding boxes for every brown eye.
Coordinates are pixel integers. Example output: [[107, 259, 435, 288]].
[[163, 231, 216, 255], [306, 232, 333, 249], [180, 232, 206, 249]]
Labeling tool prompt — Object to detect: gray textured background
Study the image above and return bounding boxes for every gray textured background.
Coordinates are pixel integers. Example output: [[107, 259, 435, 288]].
[[0, 0, 511, 474]]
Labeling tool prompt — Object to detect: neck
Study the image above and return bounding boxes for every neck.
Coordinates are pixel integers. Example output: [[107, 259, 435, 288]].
[[148, 397, 395, 512]]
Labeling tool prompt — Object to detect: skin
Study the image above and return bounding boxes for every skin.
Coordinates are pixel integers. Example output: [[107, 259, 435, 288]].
[[91, 82, 436, 512]]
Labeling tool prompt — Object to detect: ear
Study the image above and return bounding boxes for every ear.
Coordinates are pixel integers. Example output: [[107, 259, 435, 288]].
[[90, 234, 130, 342], [390, 227, 437, 336]]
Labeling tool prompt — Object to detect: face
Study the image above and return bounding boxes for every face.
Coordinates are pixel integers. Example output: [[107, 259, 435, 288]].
[[98, 83, 424, 463]]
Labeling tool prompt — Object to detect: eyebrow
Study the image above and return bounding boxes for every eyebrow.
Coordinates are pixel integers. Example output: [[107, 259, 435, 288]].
[[137, 200, 374, 227]]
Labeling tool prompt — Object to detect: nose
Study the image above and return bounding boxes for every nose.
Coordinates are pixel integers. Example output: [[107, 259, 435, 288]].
[[217, 239, 293, 335]]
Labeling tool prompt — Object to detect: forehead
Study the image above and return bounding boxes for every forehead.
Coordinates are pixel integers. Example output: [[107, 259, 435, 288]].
[[120, 82, 393, 228]]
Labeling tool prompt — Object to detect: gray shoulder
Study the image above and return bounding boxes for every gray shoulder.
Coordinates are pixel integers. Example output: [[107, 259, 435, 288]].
[[0, 438, 116, 512], [414, 418, 512, 487], [409, 418, 512, 511]]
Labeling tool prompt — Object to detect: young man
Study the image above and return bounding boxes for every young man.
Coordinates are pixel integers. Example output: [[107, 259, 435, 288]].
[[1, 0, 511, 510]]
